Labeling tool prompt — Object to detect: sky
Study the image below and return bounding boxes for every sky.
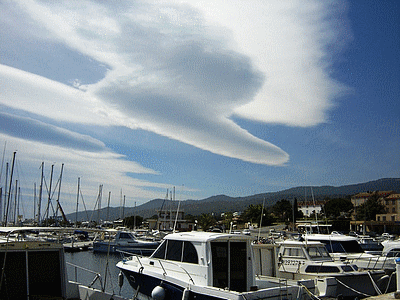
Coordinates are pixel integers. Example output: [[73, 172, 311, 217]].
[[0, 0, 399, 220]]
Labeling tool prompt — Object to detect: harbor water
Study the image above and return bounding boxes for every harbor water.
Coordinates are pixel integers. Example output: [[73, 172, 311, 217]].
[[65, 251, 134, 299]]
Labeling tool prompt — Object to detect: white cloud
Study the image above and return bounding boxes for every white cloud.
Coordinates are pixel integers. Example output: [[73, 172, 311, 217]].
[[0, 0, 350, 167]]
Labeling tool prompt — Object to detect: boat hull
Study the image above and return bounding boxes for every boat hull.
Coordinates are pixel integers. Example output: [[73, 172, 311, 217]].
[[93, 241, 159, 255]]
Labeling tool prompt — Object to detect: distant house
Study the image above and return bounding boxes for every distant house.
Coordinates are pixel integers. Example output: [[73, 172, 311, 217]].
[[147, 209, 195, 232], [297, 200, 324, 217]]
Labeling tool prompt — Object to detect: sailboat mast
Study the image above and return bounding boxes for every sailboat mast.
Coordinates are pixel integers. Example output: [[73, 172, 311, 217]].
[[5, 151, 16, 226], [106, 191, 111, 222], [3, 163, 8, 224], [45, 164, 54, 225], [75, 177, 80, 227], [37, 162, 44, 225]]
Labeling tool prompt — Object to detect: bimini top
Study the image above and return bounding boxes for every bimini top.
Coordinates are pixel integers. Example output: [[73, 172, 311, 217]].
[[163, 231, 253, 243]]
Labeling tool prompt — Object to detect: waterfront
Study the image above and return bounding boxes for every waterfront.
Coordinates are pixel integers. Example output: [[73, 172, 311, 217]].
[[65, 251, 134, 299]]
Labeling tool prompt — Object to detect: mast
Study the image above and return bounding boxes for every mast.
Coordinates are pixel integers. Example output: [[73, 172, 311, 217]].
[[75, 177, 80, 227], [3, 162, 8, 224], [55, 163, 64, 223], [5, 151, 16, 226], [122, 195, 125, 220], [106, 191, 111, 222], [97, 184, 103, 225], [13, 180, 18, 225], [33, 183, 36, 225], [37, 162, 44, 225], [45, 164, 54, 226]]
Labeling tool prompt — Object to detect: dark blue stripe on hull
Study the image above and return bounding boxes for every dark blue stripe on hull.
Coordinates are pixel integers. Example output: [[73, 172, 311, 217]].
[[121, 269, 227, 300]]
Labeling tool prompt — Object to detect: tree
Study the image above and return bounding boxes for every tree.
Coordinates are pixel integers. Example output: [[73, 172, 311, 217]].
[[293, 198, 303, 221], [242, 204, 274, 227], [272, 199, 292, 222], [197, 213, 216, 231], [324, 198, 353, 218], [123, 215, 143, 229], [356, 194, 385, 221]]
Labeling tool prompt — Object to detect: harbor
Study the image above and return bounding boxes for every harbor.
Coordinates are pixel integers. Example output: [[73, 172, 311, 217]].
[[2, 225, 400, 300]]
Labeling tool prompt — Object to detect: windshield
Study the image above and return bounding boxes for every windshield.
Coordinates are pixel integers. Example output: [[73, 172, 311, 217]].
[[307, 246, 331, 260], [324, 240, 363, 253]]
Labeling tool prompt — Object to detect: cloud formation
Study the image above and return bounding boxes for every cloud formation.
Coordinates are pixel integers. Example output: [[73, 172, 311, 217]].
[[0, 0, 348, 172]]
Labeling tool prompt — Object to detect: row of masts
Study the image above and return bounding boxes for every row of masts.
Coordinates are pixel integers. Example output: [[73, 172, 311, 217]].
[[0, 151, 129, 227]]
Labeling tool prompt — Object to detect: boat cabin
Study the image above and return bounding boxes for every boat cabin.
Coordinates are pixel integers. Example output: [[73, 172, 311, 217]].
[[277, 240, 359, 276], [149, 232, 253, 292]]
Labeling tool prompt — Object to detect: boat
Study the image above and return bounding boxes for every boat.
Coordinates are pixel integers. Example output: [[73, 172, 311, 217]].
[[254, 239, 389, 298], [357, 235, 384, 255], [117, 231, 317, 300], [93, 230, 160, 255], [381, 239, 400, 257], [0, 227, 129, 300], [302, 232, 396, 272]]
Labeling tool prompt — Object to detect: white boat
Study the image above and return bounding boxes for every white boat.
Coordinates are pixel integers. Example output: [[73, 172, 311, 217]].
[[357, 235, 383, 255], [0, 227, 128, 300], [117, 231, 316, 300], [93, 230, 160, 255], [381, 239, 400, 257], [273, 239, 388, 297], [302, 233, 396, 272]]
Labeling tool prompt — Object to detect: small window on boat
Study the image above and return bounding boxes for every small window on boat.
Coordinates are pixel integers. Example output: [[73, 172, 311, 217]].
[[307, 247, 330, 259], [387, 249, 400, 257], [341, 265, 354, 272], [119, 232, 133, 239], [166, 240, 183, 261], [305, 265, 340, 273], [283, 247, 305, 258], [152, 240, 167, 259], [182, 241, 198, 264]]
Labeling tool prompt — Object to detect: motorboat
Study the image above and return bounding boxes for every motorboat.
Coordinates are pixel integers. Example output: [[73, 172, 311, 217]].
[[117, 231, 316, 300], [381, 239, 400, 257], [274, 239, 389, 297], [302, 233, 396, 272], [93, 230, 160, 255], [0, 226, 128, 300], [357, 235, 383, 255]]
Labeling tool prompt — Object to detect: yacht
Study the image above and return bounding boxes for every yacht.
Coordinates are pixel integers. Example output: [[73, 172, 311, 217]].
[[274, 239, 389, 297], [117, 231, 316, 300], [93, 230, 160, 255], [302, 233, 396, 272]]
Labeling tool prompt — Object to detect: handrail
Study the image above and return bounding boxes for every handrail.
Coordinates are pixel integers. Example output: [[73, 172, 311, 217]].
[[156, 259, 195, 284], [66, 261, 104, 289]]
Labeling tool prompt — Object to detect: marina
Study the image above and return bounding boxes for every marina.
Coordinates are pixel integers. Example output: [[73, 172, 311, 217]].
[[1, 225, 400, 299]]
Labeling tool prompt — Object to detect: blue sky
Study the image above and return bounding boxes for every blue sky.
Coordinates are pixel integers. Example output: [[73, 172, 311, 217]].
[[0, 0, 399, 219]]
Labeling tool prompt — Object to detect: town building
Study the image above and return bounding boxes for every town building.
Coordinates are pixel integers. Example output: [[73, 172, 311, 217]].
[[297, 200, 325, 217]]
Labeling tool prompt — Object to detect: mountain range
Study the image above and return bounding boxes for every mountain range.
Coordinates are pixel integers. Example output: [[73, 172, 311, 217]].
[[65, 178, 400, 222]]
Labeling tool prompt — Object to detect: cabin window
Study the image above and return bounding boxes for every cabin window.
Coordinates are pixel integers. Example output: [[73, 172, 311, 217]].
[[323, 240, 363, 254], [283, 247, 305, 258], [305, 265, 340, 273], [152, 240, 167, 259], [341, 265, 355, 272], [151, 240, 198, 264], [119, 232, 133, 239], [182, 241, 198, 264], [387, 249, 400, 257], [307, 247, 330, 259], [166, 240, 183, 261]]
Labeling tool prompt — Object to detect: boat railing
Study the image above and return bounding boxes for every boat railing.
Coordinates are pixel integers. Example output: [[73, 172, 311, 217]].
[[66, 261, 105, 292], [156, 259, 195, 284], [119, 251, 195, 284]]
